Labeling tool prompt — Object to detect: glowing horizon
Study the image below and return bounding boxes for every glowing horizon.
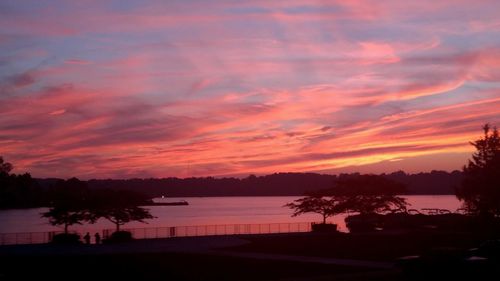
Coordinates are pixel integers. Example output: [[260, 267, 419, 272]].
[[1, 1, 500, 179]]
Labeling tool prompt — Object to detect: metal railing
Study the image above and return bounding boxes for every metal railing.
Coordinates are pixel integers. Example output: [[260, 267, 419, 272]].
[[0, 231, 71, 246], [0, 222, 312, 246], [103, 222, 312, 240]]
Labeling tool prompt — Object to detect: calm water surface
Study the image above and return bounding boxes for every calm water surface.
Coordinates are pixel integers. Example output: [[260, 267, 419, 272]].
[[0, 195, 461, 233]]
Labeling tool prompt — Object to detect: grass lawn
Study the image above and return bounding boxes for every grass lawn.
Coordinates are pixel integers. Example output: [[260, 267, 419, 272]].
[[0, 252, 391, 281], [226, 230, 489, 261]]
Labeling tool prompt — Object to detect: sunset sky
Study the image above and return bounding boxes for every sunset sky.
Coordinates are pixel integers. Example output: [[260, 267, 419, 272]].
[[1, 0, 500, 179]]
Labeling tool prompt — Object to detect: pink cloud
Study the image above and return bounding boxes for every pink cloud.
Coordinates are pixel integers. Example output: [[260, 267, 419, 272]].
[[356, 42, 400, 64], [2, 0, 500, 178]]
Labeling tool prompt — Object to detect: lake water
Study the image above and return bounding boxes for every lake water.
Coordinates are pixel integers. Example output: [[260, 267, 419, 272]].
[[0, 195, 462, 234]]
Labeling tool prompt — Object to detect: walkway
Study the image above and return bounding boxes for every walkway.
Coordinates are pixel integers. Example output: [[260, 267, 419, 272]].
[[0, 235, 394, 269], [210, 250, 394, 269]]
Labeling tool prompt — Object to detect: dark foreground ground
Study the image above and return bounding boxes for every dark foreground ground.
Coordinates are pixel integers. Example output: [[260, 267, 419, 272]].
[[0, 252, 384, 281], [9, 252, 408, 281], [1, 229, 500, 281], [230, 230, 486, 261]]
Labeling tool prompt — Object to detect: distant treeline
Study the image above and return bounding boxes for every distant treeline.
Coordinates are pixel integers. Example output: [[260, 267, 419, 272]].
[[37, 170, 463, 198]]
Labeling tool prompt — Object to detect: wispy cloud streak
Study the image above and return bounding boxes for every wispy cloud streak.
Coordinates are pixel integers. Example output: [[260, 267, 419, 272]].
[[1, 0, 500, 178]]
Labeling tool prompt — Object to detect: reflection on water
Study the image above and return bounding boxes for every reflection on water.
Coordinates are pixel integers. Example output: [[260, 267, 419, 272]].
[[0, 195, 461, 234]]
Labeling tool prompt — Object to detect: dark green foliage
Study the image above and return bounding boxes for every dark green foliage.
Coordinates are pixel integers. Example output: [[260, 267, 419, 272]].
[[50, 233, 81, 244], [456, 124, 500, 217]]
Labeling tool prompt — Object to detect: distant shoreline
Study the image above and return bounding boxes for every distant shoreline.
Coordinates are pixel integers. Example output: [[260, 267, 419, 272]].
[[36, 170, 462, 197]]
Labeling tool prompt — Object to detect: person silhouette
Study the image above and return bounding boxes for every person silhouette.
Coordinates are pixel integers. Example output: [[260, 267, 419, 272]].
[[83, 232, 91, 245], [94, 232, 101, 244]]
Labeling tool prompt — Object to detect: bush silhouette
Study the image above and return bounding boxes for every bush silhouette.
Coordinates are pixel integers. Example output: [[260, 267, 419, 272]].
[[105, 231, 133, 243], [51, 233, 81, 244]]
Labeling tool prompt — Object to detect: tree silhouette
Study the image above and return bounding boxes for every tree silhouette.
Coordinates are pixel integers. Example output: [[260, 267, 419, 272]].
[[41, 208, 87, 234], [0, 156, 42, 209], [41, 178, 91, 234], [329, 175, 408, 215], [286, 175, 407, 225], [0, 156, 13, 175], [456, 124, 500, 217], [285, 194, 345, 224], [102, 207, 154, 232], [89, 189, 155, 232]]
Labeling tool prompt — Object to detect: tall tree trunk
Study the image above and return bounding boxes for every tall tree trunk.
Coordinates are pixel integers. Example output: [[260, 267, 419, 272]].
[[64, 223, 68, 234], [116, 222, 120, 232], [322, 214, 327, 224]]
